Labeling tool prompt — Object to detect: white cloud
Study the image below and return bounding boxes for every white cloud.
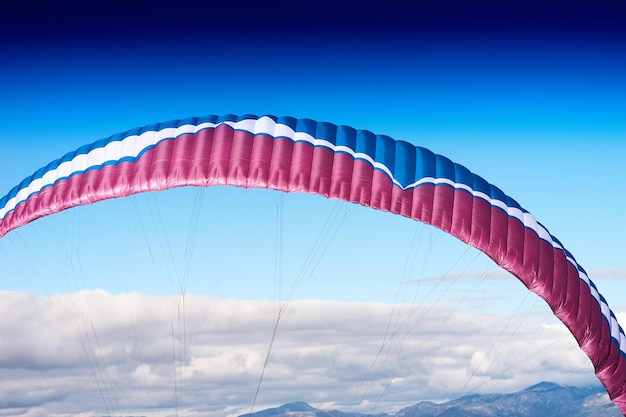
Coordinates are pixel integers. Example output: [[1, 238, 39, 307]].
[[0, 290, 599, 417], [585, 268, 626, 280]]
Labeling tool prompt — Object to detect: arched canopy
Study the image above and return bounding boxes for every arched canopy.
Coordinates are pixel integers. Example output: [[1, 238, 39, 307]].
[[1, 114, 625, 413]]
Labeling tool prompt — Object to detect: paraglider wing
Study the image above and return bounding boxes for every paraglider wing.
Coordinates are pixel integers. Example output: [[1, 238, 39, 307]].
[[1, 114, 625, 413]]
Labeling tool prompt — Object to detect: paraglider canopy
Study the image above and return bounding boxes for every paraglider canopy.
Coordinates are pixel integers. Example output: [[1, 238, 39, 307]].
[[1, 114, 625, 415]]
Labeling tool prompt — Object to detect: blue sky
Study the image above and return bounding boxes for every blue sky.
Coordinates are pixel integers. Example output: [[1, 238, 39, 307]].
[[0, 2, 625, 416]]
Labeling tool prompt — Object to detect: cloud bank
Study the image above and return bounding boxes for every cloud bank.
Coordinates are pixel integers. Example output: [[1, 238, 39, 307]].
[[0, 290, 598, 417]]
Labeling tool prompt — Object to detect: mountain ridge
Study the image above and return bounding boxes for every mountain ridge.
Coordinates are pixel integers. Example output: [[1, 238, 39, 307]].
[[240, 382, 621, 417]]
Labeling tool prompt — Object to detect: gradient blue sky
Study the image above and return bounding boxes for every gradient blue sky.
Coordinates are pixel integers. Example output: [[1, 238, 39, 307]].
[[0, 2, 625, 416], [1, 3, 624, 293]]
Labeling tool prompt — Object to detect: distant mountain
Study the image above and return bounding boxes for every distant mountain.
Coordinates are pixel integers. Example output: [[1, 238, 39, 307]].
[[394, 382, 620, 417], [241, 382, 622, 417], [240, 401, 389, 417]]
